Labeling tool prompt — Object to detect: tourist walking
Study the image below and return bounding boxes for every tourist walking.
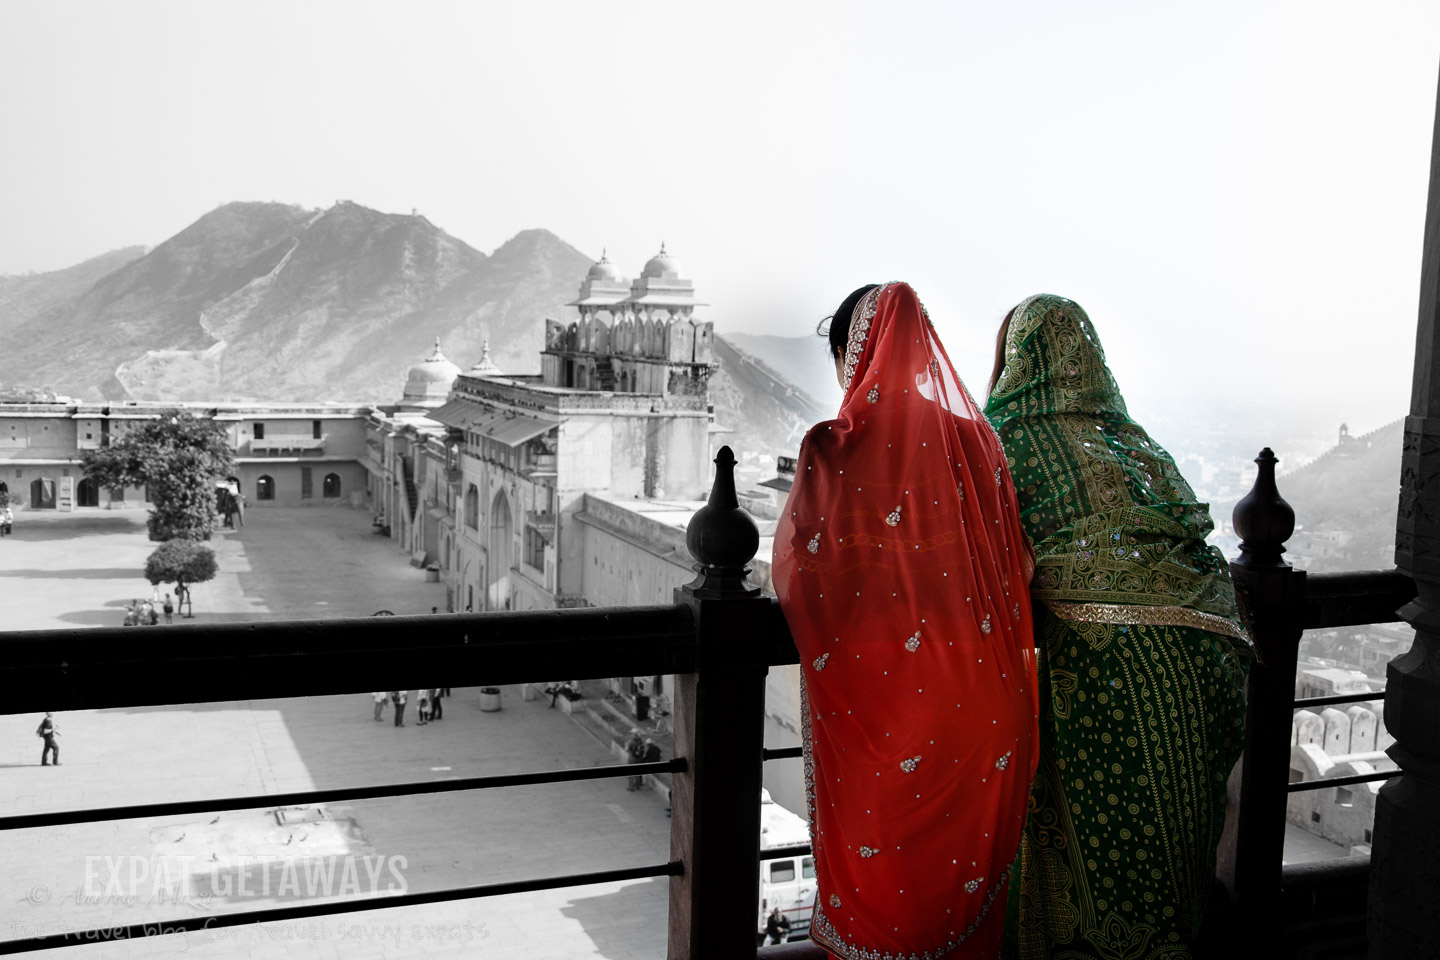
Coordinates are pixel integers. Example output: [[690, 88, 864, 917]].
[[391, 691, 406, 727], [0, 505, 12, 537], [417, 690, 430, 725], [984, 295, 1251, 959], [429, 688, 443, 721], [773, 282, 1037, 957], [372, 691, 387, 721], [162, 593, 174, 625], [625, 730, 646, 790], [36, 713, 60, 766]]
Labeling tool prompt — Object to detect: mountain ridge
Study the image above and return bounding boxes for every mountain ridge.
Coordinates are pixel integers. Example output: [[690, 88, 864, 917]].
[[0, 201, 819, 458]]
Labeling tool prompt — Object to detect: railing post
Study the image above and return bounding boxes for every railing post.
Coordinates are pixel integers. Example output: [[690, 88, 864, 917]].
[[668, 445, 769, 959], [1227, 447, 1305, 950], [1372, 59, 1440, 960]]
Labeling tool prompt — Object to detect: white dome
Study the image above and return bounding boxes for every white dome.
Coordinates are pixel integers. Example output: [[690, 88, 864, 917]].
[[587, 254, 623, 281], [641, 243, 682, 280], [402, 339, 460, 402]]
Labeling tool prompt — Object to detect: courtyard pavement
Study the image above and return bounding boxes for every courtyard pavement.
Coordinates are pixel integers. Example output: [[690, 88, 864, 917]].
[[0, 506, 673, 959]]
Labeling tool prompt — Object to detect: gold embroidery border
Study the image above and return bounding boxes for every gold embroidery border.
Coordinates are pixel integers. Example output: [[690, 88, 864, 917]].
[[1043, 600, 1249, 643], [841, 283, 888, 395]]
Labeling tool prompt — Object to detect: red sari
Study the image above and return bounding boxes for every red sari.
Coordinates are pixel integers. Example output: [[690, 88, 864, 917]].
[[773, 282, 1038, 958]]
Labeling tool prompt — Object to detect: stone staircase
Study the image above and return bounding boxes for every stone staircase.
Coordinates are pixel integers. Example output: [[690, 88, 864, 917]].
[[547, 678, 675, 797], [400, 456, 418, 521]]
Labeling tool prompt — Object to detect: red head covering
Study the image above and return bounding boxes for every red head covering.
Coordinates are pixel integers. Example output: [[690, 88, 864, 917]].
[[773, 282, 1037, 957]]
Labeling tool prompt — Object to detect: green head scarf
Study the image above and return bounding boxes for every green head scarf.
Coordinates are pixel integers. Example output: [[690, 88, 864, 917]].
[[983, 294, 1247, 642]]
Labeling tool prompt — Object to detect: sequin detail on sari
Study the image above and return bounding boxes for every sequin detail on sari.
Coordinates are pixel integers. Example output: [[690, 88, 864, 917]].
[[841, 285, 886, 393]]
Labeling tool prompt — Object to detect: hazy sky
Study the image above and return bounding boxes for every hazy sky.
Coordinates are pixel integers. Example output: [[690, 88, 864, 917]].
[[2, 1, 1437, 436]]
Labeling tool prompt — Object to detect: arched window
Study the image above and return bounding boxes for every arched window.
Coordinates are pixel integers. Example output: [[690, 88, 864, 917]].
[[257, 475, 275, 501], [464, 483, 479, 529], [322, 473, 342, 498]]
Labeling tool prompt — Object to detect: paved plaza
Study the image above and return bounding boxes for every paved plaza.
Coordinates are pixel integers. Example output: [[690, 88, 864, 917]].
[[0, 506, 672, 959]]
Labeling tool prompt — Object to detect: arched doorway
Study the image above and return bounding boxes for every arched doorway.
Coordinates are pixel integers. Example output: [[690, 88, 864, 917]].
[[77, 478, 100, 507], [256, 475, 275, 501], [487, 490, 514, 610], [322, 473, 341, 498], [30, 477, 55, 510]]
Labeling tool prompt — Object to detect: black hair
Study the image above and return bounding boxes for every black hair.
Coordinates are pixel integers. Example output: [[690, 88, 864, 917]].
[[818, 284, 881, 360]]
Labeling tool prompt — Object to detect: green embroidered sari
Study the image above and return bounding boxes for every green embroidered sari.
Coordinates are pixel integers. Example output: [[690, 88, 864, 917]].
[[984, 295, 1250, 959]]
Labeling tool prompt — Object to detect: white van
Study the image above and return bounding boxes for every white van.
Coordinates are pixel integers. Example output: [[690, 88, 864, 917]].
[[758, 789, 815, 944]]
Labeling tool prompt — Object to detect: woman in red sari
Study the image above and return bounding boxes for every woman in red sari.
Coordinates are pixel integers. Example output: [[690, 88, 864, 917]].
[[773, 282, 1039, 958]]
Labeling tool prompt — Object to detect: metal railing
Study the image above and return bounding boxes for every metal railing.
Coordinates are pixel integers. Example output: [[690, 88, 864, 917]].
[[0, 443, 1415, 958], [1227, 447, 1415, 955]]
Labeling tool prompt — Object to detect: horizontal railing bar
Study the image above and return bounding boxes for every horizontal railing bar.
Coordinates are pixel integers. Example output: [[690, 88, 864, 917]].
[[1301, 570, 1415, 629], [0, 605, 701, 713], [0, 861, 684, 956], [1288, 770, 1401, 792], [761, 844, 813, 860], [762, 747, 803, 761], [1294, 691, 1386, 710], [0, 759, 686, 832]]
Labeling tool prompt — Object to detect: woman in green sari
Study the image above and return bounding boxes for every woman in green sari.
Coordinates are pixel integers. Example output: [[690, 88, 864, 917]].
[[983, 295, 1251, 959]]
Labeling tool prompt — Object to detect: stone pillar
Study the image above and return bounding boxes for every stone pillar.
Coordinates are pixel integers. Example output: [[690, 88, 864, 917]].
[[668, 445, 770, 958], [1371, 62, 1440, 960]]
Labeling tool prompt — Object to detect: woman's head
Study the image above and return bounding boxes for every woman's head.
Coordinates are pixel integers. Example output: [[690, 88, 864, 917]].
[[820, 284, 880, 384], [984, 294, 1127, 421]]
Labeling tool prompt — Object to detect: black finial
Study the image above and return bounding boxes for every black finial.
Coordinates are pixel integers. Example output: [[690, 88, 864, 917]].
[[1232, 447, 1295, 569], [684, 446, 760, 597]]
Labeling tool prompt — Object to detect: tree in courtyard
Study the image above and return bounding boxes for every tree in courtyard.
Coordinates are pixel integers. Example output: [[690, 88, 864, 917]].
[[145, 539, 218, 617], [81, 410, 234, 542]]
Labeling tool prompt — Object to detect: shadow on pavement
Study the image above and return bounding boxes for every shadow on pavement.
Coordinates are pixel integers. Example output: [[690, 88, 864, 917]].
[[560, 877, 669, 959], [0, 516, 147, 541], [3, 568, 147, 579], [57, 611, 270, 627]]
